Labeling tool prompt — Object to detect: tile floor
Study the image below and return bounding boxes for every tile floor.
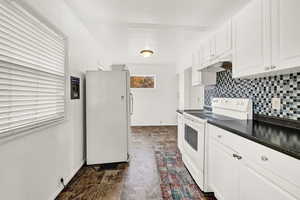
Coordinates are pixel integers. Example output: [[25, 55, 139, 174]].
[[56, 126, 214, 200]]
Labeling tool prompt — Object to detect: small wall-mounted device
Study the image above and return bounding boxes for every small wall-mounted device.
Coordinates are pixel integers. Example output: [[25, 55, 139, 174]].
[[70, 76, 80, 100]]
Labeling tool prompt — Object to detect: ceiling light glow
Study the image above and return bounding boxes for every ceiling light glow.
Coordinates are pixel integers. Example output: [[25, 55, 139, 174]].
[[140, 49, 154, 57]]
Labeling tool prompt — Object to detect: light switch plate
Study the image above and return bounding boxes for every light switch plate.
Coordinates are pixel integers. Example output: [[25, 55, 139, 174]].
[[271, 98, 281, 110]]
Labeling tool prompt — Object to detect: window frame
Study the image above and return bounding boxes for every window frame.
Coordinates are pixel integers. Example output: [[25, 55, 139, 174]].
[[130, 74, 157, 89]]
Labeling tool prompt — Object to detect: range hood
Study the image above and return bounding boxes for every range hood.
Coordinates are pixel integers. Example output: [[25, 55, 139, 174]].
[[199, 55, 232, 72]]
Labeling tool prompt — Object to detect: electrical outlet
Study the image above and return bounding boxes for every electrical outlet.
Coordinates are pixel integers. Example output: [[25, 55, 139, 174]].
[[271, 98, 281, 110], [58, 177, 65, 189]]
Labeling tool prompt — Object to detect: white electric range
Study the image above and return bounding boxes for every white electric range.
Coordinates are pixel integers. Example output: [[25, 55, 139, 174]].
[[182, 98, 253, 193]]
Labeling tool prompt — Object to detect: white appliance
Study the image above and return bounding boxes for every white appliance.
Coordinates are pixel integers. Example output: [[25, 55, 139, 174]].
[[182, 98, 252, 193], [86, 70, 132, 165]]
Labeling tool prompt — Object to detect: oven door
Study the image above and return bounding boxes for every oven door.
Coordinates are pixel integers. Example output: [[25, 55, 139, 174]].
[[185, 124, 199, 151], [182, 117, 205, 187]]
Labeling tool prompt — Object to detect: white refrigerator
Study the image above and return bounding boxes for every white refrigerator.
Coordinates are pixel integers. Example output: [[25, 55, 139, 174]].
[[86, 70, 132, 165]]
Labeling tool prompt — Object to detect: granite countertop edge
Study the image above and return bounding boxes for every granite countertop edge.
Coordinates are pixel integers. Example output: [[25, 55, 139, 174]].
[[207, 120, 300, 160]]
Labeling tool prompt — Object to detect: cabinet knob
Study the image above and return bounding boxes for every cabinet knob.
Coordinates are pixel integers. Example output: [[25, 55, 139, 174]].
[[270, 66, 277, 70], [217, 135, 222, 138], [233, 154, 242, 160], [261, 156, 268, 161], [265, 66, 270, 71]]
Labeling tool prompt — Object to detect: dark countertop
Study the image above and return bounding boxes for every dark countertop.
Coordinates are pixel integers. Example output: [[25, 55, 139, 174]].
[[176, 109, 202, 115], [177, 110, 184, 114], [185, 110, 300, 160]]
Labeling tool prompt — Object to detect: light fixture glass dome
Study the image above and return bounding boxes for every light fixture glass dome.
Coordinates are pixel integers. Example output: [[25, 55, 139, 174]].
[[140, 49, 154, 57]]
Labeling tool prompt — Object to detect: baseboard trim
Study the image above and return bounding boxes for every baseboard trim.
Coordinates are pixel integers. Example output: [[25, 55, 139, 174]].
[[49, 160, 85, 200]]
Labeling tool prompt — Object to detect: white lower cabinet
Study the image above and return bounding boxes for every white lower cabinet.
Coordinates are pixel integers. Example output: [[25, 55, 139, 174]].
[[209, 139, 238, 200], [208, 124, 300, 200], [238, 159, 296, 200], [177, 113, 184, 152], [271, 0, 300, 72]]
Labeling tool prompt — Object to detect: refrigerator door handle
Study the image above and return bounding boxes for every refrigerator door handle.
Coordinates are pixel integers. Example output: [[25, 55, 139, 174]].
[[130, 93, 134, 115]]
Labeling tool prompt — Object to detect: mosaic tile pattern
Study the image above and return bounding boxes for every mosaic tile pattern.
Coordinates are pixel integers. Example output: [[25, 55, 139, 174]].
[[204, 70, 300, 120]]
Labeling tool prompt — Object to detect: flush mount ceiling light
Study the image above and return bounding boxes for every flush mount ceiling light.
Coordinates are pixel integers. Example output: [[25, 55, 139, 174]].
[[140, 49, 154, 58]]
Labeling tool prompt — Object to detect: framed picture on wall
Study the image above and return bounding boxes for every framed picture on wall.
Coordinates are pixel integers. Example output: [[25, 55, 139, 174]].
[[130, 75, 156, 89], [70, 76, 80, 99]]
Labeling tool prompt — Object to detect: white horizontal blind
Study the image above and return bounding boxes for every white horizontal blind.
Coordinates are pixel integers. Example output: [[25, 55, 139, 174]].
[[0, 0, 66, 136]]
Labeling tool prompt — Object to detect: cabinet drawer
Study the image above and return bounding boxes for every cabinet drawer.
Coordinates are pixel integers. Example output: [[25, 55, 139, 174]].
[[232, 134, 300, 194], [208, 124, 237, 150]]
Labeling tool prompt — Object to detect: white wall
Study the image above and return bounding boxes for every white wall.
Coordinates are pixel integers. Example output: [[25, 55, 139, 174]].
[[0, 1, 111, 200], [128, 64, 178, 126]]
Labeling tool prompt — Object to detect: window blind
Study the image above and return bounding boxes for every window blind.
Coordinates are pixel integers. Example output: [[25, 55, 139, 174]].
[[0, 0, 66, 136]]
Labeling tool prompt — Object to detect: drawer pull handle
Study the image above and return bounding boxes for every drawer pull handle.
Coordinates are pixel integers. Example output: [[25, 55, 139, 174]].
[[261, 156, 268, 161], [217, 135, 222, 138], [233, 154, 242, 160]]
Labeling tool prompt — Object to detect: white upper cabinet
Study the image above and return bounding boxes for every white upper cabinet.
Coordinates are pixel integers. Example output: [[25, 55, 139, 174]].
[[271, 0, 300, 71], [192, 49, 202, 68], [232, 0, 300, 78], [215, 20, 232, 58], [192, 50, 201, 86], [192, 65, 200, 86], [192, 48, 217, 86], [232, 0, 271, 78], [201, 20, 232, 69], [202, 37, 216, 65], [186, 0, 300, 79]]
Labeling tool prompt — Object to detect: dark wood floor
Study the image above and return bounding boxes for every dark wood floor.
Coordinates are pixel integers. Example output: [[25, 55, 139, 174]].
[[56, 126, 212, 200]]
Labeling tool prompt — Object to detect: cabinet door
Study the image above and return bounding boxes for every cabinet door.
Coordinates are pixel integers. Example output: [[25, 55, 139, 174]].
[[177, 114, 184, 152], [239, 158, 297, 200], [215, 21, 232, 57], [202, 38, 215, 64], [192, 51, 200, 86], [192, 65, 200, 86], [209, 139, 239, 200], [232, 0, 271, 78], [178, 72, 185, 110], [271, 0, 300, 71]]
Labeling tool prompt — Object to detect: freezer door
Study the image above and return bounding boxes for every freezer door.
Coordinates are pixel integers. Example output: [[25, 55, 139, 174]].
[[86, 71, 128, 164]]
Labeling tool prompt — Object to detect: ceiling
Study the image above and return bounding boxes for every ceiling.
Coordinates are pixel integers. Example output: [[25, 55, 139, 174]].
[[65, 0, 250, 65]]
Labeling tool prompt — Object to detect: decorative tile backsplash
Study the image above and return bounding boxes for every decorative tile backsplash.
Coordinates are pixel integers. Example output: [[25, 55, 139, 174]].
[[204, 70, 300, 121]]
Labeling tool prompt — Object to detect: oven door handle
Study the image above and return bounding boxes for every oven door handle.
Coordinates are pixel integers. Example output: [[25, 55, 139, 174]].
[[184, 120, 203, 130]]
